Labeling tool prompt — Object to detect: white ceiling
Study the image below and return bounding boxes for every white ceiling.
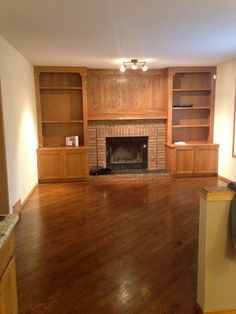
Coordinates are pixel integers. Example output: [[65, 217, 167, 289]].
[[1, 0, 236, 68]]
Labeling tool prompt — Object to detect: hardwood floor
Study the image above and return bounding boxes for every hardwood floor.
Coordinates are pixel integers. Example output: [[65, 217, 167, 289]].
[[14, 177, 224, 313]]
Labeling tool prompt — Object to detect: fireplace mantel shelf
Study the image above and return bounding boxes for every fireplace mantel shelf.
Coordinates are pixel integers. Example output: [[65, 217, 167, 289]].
[[88, 115, 167, 121]]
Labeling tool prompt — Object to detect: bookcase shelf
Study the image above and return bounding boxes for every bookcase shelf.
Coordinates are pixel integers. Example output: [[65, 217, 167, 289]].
[[172, 125, 210, 128], [173, 107, 210, 110], [40, 86, 83, 90], [42, 120, 84, 124], [173, 88, 211, 92]]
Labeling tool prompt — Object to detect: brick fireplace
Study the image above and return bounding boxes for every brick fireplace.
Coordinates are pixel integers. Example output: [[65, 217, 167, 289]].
[[88, 120, 166, 170]]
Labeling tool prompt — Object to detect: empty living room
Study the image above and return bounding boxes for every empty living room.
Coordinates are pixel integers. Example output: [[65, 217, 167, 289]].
[[0, 1, 236, 314]]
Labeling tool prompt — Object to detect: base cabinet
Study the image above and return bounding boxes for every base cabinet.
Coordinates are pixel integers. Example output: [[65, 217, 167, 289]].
[[0, 235, 18, 314], [37, 147, 89, 182], [195, 146, 218, 173], [166, 144, 219, 176]]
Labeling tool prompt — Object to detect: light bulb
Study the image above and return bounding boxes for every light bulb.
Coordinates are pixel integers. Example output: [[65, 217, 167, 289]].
[[142, 63, 148, 72], [120, 63, 126, 72], [131, 62, 137, 70]]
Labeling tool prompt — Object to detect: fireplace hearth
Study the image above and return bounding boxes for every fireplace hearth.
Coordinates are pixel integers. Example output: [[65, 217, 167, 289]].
[[106, 136, 148, 170]]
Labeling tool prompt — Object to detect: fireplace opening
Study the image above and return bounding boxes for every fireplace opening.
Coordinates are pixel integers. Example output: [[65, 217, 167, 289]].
[[106, 136, 148, 170]]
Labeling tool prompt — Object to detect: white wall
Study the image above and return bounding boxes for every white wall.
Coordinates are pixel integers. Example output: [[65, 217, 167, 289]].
[[214, 59, 236, 181], [0, 35, 38, 211]]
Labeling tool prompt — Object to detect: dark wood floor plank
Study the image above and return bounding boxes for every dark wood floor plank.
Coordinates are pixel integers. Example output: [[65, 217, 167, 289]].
[[14, 177, 224, 313]]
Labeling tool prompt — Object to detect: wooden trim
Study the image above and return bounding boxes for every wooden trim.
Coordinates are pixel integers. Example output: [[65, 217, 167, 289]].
[[195, 303, 236, 314], [21, 184, 38, 209], [34, 72, 43, 146], [13, 184, 38, 214], [88, 115, 168, 121], [232, 78, 236, 158], [0, 82, 9, 214], [166, 143, 219, 148], [171, 173, 217, 178], [37, 146, 89, 151], [39, 178, 89, 183], [217, 175, 232, 184], [82, 75, 88, 146], [87, 68, 165, 76], [209, 72, 216, 142], [34, 66, 87, 76], [168, 66, 216, 76], [204, 310, 236, 314], [200, 186, 235, 202], [12, 199, 21, 214]]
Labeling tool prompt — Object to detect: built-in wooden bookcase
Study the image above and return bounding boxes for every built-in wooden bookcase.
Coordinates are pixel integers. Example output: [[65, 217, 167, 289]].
[[34, 67, 89, 181], [166, 67, 219, 176], [35, 68, 87, 147], [167, 67, 216, 144]]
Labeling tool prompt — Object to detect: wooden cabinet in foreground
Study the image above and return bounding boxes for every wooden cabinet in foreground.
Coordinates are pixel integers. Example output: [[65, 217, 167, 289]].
[[34, 66, 89, 181], [0, 234, 18, 314], [37, 147, 89, 182], [166, 144, 219, 176]]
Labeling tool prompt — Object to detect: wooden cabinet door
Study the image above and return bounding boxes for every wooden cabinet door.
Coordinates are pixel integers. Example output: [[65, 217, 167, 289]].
[[0, 257, 18, 314], [175, 147, 194, 174], [37, 150, 62, 180], [63, 149, 88, 179], [195, 146, 218, 173]]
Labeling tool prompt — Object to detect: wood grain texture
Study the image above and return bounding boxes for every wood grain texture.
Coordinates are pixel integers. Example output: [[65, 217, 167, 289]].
[[167, 67, 216, 145], [87, 69, 168, 119], [14, 176, 223, 313], [0, 234, 18, 314], [0, 256, 18, 314], [0, 84, 9, 214], [12, 200, 21, 215], [37, 147, 89, 182], [200, 186, 235, 202], [0, 234, 14, 278], [34, 66, 88, 148], [165, 144, 219, 176], [196, 301, 236, 314]]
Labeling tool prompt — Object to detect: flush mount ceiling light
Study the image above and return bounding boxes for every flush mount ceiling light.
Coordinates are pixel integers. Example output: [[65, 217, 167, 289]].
[[119, 59, 149, 72]]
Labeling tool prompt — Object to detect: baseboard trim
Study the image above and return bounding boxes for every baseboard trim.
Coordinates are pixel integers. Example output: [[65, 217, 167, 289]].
[[21, 183, 38, 209], [13, 183, 38, 214], [218, 175, 231, 184], [195, 303, 236, 314], [12, 199, 21, 214]]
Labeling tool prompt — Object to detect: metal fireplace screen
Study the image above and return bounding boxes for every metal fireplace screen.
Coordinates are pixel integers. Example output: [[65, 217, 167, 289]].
[[106, 136, 148, 170]]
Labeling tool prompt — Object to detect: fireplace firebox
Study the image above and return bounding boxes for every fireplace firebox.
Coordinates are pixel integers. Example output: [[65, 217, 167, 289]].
[[106, 136, 148, 170]]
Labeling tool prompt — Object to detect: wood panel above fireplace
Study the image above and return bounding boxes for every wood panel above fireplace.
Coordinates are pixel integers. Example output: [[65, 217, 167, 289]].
[[87, 69, 168, 120]]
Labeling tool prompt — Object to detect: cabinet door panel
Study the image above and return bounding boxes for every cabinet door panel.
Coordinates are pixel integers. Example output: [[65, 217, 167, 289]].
[[0, 257, 18, 314], [195, 147, 218, 173], [38, 151, 62, 180], [63, 150, 88, 178], [175, 147, 194, 174]]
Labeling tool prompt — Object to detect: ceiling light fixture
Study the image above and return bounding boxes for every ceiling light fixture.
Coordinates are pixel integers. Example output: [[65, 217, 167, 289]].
[[120, 59, 149, 72], [120, 63, 126, 72], [142, 62, 148, 72]]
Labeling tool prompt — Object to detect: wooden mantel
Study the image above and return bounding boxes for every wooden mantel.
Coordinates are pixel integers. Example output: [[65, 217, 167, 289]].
[[87, 69, 168, 120]]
